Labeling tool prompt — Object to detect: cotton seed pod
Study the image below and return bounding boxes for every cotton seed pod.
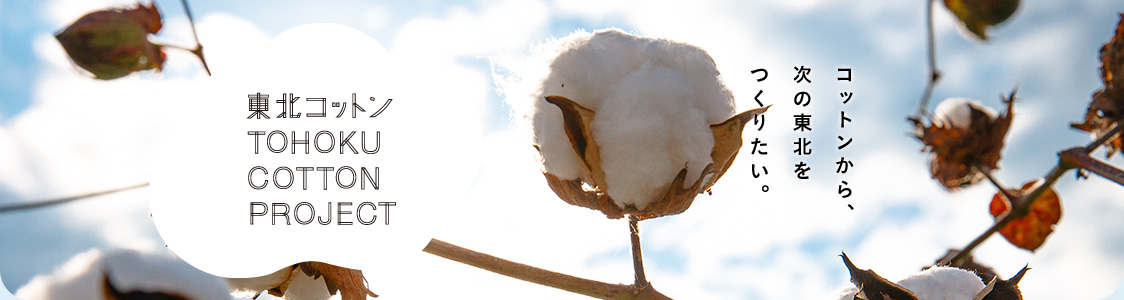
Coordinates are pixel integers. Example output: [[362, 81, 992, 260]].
[[1073, 14, 1124, 157], [55, 2, 165, 79], [836, 252, 1023, 300], [529, 29, 768, 220], [942, 0, 1020, 40], [911, 92, 1014, 190], [544, 95, 768, 220]]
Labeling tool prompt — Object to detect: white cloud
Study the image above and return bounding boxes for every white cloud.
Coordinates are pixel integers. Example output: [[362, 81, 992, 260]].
[[392, 0, 550, 59]]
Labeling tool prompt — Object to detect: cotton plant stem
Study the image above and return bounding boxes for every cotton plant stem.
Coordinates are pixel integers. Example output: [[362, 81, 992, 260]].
[[630, 215, 649, 288], [179, 0, 210, 76], [949, 162, 1067, 266], [978, 165, 1017, 205], [1062, 148, 1124, 187], [950, 125, 1123, 265], [423, 239, 671, 300], [0, 182, 149, 213], [917, 0, 941, 119], [1085, 123, 1123, 152]]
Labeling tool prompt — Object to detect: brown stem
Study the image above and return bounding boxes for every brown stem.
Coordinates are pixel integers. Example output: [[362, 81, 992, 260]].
[[423, 239, 671, 299], [1086, 123, 1123, 152], [0, 182, 149, 213], [1062, 148, 1124, 186], [630, 215, 649, 288], [917, 0, 941, 119], [950, 160, 1069, 266], [978, 165, 1017, 206], [179, 0, 211, 76], [947, 124, 1124, 266]]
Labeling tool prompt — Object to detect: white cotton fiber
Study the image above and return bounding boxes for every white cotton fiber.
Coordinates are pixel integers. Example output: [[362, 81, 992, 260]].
[[227, 266, 333, 300], [15, 248, 231, 300], [896, 266, 986, 300], [523, 28, 736, 209], [829, 266, 986, 300], [933, 98, 997, 130]]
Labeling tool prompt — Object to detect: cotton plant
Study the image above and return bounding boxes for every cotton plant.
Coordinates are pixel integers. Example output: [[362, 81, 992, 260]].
[[833, 252, 1028, 300], [524, 28, 768, 220], [432, 28, 770, 298], [227, 262, 377, 300], [14, 248, 231, 300]]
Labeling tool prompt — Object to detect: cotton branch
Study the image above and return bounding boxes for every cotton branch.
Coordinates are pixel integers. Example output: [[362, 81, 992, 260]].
[[0, 182, 149, 213], [423, 238, 671, 300], [179, 0, 210, 75], [629, 216, 649, 288], [949, 123, 1124, 266], [917, 0, 941, 119]]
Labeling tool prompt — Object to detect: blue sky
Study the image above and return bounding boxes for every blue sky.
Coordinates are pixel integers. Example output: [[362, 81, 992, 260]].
[[2, 0, 1124, 299]]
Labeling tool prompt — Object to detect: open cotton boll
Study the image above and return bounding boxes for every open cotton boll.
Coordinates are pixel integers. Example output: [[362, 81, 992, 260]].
[[830, 266, 986, 300], [897, 266, 986, 300], [528, 28, 736, 209], [15, 248, 231, 300], [933, 98, 997, 130], [226, 266, 333, 300]]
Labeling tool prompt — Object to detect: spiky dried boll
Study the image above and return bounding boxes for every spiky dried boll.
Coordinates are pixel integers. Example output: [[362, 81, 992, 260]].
[[911, 93, 1014, 190], [1073, 14, 1124, 157]]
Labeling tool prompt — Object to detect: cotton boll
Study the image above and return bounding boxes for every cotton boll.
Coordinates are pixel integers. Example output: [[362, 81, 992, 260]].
[[15, 248, 231, 300], [526, 28, 736, 211], [594, 62, 713, 209], [274, 272, 332, 300], [897, 266, 986, 300], [933, 98, 997, 130], [229, 268, 332, 300], [831, 266, 988, 300]]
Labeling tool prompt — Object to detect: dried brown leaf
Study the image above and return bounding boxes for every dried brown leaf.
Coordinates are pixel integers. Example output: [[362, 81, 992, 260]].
[[55, 2, 166, 79], [942, 0, 1020, 40], [989, 180, 1062, 251], [266, 262, 378, 299]]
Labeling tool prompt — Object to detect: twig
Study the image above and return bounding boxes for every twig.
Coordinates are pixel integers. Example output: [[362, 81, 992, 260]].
[[917, 0, 941, 119], [629, 215, 649, 288], [0, 182, 149, 213], [423, 239, 671, 300], [1086, 123, 1123, 152], [978, 165, 1017, 205], [1063, 148, 1124, 186], [950, 125, 1123, 265], [179, 0, 210, 76]]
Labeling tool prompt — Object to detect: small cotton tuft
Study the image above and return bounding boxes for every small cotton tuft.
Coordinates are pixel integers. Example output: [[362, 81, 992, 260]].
[[933, 98, 997, 130], [897, 266, 986, 300], [830, 266, 987, 300], [514, 28, 735, 209]]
